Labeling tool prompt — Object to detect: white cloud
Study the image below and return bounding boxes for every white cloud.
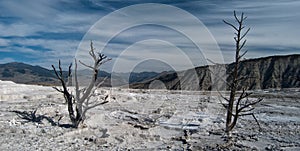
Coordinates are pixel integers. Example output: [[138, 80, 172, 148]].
[[0, 0, 59, 21], [11, 38, 79, 67], [0, 57, 15, 64], [0, 23, 44, 37], [0, 38, 9, 46]]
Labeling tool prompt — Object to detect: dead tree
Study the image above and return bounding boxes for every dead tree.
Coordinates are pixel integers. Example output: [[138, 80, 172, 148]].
[[52, 41, 111, 128], [221, 11, 263, 137]]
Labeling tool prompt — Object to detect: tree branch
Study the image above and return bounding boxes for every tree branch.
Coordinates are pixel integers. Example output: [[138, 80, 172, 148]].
[[238, 98, 263, 113], [223, 20, 238, 31], [78, 60, 94, 70]]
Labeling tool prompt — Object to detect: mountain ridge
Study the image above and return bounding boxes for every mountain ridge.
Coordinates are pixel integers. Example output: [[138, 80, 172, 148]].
[[130, 54, 300, 90], [0, 54, 299, 90], [0, 62, 160, 86]]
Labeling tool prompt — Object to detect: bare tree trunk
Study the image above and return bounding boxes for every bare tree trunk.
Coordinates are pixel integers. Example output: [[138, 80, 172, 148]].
[[52, 41, 110, 128], [222, 11, 262, 139]]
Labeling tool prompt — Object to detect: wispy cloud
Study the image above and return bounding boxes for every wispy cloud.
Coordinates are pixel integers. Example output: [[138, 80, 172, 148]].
[[0, 57, 15, 64], [0, 38, 9, 47], [0, 0, 299, 72]]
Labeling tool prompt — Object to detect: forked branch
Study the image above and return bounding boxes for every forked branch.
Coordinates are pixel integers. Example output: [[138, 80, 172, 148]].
[[52, 41, 111, 128], [220, 11, 262, 138]]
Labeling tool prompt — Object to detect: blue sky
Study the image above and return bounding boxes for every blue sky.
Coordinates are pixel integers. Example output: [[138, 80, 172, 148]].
[[0, 0, 299, 72]]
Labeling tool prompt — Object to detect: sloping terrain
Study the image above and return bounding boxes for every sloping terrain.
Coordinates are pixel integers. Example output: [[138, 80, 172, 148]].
[[131, 54, 300, 90], [0, 62, 159, 87], [0, 62, 59, 85], [0, 62, 114, 86]]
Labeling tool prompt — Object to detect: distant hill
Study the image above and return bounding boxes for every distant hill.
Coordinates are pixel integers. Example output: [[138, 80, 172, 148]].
[[130, 54, 300, 90], [0, 62, 159, 86], [0, 62, 111, 86], [0, 62, 59, 85], [109, 72, 160, 87]]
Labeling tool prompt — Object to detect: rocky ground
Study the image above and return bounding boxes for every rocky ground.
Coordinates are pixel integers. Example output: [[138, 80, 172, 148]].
[[0, 80, 299, 150]]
